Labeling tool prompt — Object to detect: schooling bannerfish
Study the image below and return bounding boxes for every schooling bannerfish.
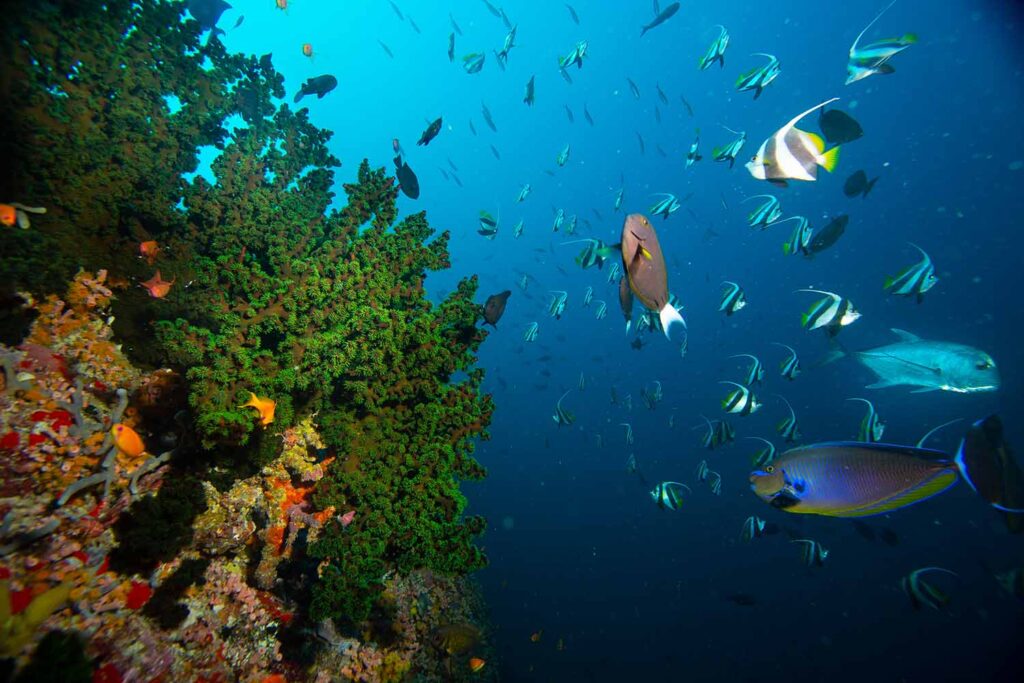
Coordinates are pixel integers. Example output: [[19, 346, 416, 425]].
[[884, 243, 938, 302], [846, 1, 918, 84], [735, 53, 781, 99], [747, 98, 841, 184], [698, 25, 729, 70], [750, 416, 1024, 519]]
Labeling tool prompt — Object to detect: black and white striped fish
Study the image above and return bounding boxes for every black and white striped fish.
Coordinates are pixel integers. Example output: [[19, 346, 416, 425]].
[[772, 342, 802, 380], [778, 216, 813, 256], [651, 481, 691, 510], [650, 193, 681, 219], [775, 395, 801, 443], [884, 243, 938, 302], [798, 289, 861, 331], [552, 389, 574, 426], [744, 194, 783, 229], [793, 539, 829, 567], [719, 281, 746, 315], [731, 353, 765, 386], [745, 437, 777, 468], [720, 381, 761, 416], [746, 98, 842, 185], [901, 567, 957, 611], [686, 129, 702, 168], [847, 397, 885, 442], [741, 515, 766, 542]]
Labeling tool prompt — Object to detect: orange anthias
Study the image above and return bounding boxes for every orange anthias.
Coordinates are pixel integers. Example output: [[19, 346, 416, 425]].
[[140, 270, 175, 298], [242, 392, 276, 427], [0, 203, 16, 227], [469, 658, 486, 673], [301, 43, 313, 58], [139, 240, 160, 264], [111, 423, 146, 458]]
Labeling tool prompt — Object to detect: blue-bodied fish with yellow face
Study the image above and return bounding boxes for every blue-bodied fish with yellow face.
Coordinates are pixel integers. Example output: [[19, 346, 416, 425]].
[[750, 415, 1024, 520]]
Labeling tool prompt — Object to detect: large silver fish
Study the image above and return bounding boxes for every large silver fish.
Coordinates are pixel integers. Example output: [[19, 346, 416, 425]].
[[841, 328, 999, 394]]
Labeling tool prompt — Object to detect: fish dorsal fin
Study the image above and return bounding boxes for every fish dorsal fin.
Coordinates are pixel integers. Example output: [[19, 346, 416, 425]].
[[782, 98, 840, 134], [890, 328, 920, 342], [851, 0, 898, 54]]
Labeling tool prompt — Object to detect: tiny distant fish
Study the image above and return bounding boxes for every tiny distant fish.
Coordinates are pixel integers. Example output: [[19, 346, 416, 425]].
[[449, 12, 463, 36], [641, 1, 680, 37], [490, 145, 501, 160], [448, 32, 455, 62], [378, 40, 395, 58], [626, 77, 641, 99], [438, 167, 450, 181], [448, 158, 459, 172], [451, 173, 463, 187], [564, 104, 574, 123], [636, 131, 645, 154], [654, 105, 661, 124], [584, 103, 594, 125], [481, 102, 497, 131], [524, 75, 536, 106], [656, 144, 666, 157], [463, 52, 486, 74], [792, 539, 829, 567], [565, 3, 580, 24], [741, 515, 766, 542], [409, 17, 421, 34], [469, 119, 477, 136], [844, 170, 878, 198], [656, 83, 669, 105], [388, 0, 404, 21], [901, 567, 958, 611], [481, 0, 502, 19], [680, 94, 694, 117], [232, 14, 244, 29]]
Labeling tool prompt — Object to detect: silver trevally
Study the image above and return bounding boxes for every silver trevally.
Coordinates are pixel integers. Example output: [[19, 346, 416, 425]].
[[839, 328, 999, 394]]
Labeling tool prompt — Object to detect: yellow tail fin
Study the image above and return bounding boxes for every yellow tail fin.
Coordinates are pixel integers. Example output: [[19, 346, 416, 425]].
[[820, 146, 841, 173]]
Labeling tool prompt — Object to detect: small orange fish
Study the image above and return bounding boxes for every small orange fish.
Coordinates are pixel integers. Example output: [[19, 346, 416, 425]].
[[468, 657, 486, 673], [242, 392, 275, 427], [275, 0, 288, 10], [111, 423, 146, 458], [139, 240, 160, 264], [261, 675, 287, 683], [140, 270, 175, 298], [301, 43, 313, 58], [530, 629, 543, 643], [0, 203, 16, 227]]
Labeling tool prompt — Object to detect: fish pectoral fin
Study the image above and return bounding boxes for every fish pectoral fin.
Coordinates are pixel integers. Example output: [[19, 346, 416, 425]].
[[910, 387, 940, 394], [889, 328, 921, 342]]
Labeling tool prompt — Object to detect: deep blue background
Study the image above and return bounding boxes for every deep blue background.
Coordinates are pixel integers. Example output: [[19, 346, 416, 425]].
[[210, 1, 1024, 680]]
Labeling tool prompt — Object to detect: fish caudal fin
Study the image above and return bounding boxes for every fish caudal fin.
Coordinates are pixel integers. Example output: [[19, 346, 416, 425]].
[[955, 416, 1024, 528], [820, 146, 841, 173], [659, 304, 686, 339]]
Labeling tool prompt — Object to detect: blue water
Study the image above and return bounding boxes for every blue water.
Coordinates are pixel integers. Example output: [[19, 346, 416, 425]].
[[217, 1, 1024, 679]]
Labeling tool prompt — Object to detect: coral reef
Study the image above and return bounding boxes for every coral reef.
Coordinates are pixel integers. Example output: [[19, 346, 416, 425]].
[[1, 0, 497, 679]]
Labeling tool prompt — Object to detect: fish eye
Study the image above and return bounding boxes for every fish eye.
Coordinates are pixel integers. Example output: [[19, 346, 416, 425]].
[[765, 465, 775, 473], [976, 360, 992, 370]]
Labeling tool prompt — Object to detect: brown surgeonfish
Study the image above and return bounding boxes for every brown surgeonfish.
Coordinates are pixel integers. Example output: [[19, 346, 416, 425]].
[[618, 214, 685, 339], [750, 416, 1024, 529], [482, 290, 511, 327]]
